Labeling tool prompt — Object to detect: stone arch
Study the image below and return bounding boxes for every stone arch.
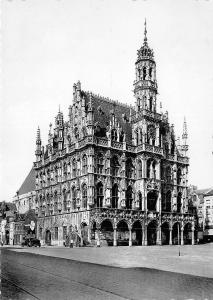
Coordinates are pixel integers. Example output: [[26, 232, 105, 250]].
[[147, 220, 157, 245], [100, 219, 113, 246], [184, 223, 192, 245], [161, 222, 170, 245], [132, 220, 142, 246], [117, 219, 129, 246], [172, 222, 181, 245]]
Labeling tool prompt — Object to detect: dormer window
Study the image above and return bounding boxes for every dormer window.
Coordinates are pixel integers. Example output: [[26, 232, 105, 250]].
[[111, 129, 117, 141]]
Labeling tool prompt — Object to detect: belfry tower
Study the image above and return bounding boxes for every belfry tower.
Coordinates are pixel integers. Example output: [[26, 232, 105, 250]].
[[134, 20, 157, 112]]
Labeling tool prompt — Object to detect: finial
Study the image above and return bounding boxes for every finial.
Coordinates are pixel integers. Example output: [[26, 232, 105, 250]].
[[37, 126, 41, 140], [182, 117, 188, 139], [144, 18, 148, 46]]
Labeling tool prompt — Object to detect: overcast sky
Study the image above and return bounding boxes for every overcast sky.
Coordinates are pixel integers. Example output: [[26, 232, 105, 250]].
[[1, 0, 213, 202]]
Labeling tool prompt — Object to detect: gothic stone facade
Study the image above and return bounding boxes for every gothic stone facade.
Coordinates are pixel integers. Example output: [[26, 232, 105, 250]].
[[34, 29, 195, 247]]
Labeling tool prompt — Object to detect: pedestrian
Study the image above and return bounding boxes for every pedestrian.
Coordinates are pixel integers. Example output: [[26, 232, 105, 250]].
[[70, 239, 73, 248]]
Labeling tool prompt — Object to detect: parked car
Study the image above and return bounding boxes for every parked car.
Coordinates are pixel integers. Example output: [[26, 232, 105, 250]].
[[21, 238, 41, 247]]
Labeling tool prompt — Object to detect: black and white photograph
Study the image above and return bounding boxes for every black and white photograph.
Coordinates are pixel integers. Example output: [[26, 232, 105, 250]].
[[0, 0, 213, 299]]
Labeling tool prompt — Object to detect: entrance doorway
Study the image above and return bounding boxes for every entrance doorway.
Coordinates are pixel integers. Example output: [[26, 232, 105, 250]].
[[45, 230, 51, 246], [132, 221, 142, 246], [147, 221, 157, 245]]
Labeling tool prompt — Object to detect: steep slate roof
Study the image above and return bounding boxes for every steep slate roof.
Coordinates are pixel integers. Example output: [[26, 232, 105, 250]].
[[83, 91, 134, 143], [18, 168, 36, 196], [205, 189, 213, 196]]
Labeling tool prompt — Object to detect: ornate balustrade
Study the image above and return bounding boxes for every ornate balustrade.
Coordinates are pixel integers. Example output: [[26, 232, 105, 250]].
[[137, 143, 163, 155]]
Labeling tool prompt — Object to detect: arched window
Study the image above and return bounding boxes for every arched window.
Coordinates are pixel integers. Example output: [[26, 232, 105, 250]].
[[97, 153, 104, 174], [138, 191, 142, 210], [166, 190, 172, 212], [149, 97, 153, 111], [166, 166, 172, 183], [112, 184, 118, 209], [171, 138, 175, 155], [111, 156, 120, 176], [177, 169, 182, 185], [72, 159, 77, 178], [82, 127, 87, 138], [111, 129, 117, 141], [82, 184, 87, 209], [120, 131, 124, 142], [143, 66, 146, 80], [54, 191, 58, 213], [126, 186, 133, 209], [63, 190, 67, 211], [96, 182, 103, 208], [82, 155, 87, 175], [147, 159, 151, 178], [138, 159, 142, 178], [72, 187, 76, 210], [126, 158, 134, 178], [177, 192, 182, 213], [135, 129, 139, 145], [149, 67, 152, 79]]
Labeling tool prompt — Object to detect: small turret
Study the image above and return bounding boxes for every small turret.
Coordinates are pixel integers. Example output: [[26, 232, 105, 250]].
[[35, 127, 42, 162], [181, 117, 188, 155]]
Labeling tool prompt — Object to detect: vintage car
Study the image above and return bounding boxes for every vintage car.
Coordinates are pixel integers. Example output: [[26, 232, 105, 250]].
[[21, 238, 41, 247]]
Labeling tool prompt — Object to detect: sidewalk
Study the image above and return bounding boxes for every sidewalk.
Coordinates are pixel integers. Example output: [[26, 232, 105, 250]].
[[9, 243, 213, 278]]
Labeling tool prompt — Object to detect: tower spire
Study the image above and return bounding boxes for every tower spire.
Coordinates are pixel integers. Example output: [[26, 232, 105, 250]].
[[144, 19, 148, 46]]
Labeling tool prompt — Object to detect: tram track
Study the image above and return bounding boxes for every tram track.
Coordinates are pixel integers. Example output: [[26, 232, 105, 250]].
[[0, 274, 41, 299], [2, 257, 130, 300]]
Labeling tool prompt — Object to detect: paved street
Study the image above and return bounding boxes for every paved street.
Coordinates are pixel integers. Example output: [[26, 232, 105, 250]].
[[1, 245, 213, 300]]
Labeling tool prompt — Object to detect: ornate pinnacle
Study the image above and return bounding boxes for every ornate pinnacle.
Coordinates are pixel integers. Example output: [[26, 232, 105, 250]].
[[36, 126, 41, 141], [144, 19, 148, 46], [182, 117, 188, 140]]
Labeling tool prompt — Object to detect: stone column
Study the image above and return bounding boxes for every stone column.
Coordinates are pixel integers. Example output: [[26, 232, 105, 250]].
[[156, 225, 162, 245], [169, 226, 172, 245], [87, 226, 91, 243], [181, 225, 184, 246], [143, 225, 147, 246], [129, 229, 132, 247], [192, 225, 195, 246], [113, 227, 117, 247]]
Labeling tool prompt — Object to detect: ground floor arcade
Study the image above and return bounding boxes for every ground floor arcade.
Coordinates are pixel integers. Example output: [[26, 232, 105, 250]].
[[36, 208, 195, 247]]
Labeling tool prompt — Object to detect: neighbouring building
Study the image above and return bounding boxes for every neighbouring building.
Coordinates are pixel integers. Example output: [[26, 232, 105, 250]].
[[203, 189, 213, 241], [32, 23, 195, 247], [11, 168, 37, 245]]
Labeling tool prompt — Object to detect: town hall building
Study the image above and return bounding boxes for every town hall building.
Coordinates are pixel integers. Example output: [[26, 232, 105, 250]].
[[33, 23, 195, 247]]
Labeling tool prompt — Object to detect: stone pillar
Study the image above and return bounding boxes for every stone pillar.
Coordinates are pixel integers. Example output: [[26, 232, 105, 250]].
[[192, 225, 195, 246], [129, 228, 132, 247], [181, 226, 184, 246], [169, 226, 172, 245], [156, 225, 162, 245], [113, 228, 117, 247], [143, 225, 147, 246]]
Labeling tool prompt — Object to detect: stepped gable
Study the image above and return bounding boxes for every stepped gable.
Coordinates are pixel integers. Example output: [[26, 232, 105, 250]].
[[18, 167, 36, 195], [83, 91, 134, 143]]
